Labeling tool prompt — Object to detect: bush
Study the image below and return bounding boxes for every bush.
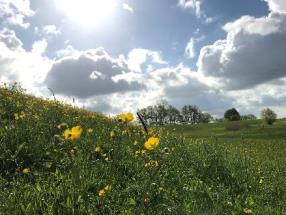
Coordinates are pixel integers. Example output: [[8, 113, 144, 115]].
[[261, 108, 277, 125], [224, 108, 241, 121]]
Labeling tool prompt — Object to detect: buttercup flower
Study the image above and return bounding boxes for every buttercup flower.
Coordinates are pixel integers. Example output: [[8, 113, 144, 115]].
[[144, 137, 160, 150], [104, 185, 112, 191], [64, 126, 83, 141], [110, 130, 116, 138], [88, 128, 93, 133], [95, 146, 101, 152], [98, 189, 105, 197], [117, 112, 134, 123], [22, 168, 30, 174]]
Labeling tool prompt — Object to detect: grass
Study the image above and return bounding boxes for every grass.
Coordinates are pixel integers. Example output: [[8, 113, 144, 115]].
[[0, 85, 286, 214], [165, 119, 286, 139]]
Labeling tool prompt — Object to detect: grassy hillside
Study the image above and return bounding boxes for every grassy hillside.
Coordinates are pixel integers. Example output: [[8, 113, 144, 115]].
[[165, 119, 286, 139], [0, 85, 286, 214]]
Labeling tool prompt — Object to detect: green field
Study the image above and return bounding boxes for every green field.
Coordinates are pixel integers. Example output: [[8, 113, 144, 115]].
[[165, 119, 286, 139], [1, 86, 286, 214]]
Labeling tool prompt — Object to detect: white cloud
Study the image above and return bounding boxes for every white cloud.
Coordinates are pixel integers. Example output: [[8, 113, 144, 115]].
[[127, 48, 167, 72], [185, 38, 195, 59], [56, 45, 79, 58], [178, 0, 214, 23], [35, 25, 61, 38], [122, 3, 133, 13], [179, 0, 202, 18], [31, 39, 48, 56], [185, 36, 205, 59], [0, 28, 22, 51], [0, 0, 34, 28], [265, 0, 286, 13], [0, 29, 52, 92], [197, 12, 286, 90]]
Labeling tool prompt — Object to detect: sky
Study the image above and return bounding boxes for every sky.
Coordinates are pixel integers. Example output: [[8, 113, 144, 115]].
[[1, 0, 286, 118]]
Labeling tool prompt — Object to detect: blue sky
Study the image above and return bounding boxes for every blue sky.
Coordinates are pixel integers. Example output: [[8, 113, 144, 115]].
[[1, 0, 286, 117]]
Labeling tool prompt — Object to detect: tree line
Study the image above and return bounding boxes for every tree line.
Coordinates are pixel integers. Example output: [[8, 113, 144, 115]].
[[138, 101, 213, 125], [138, 101, 278, 126]]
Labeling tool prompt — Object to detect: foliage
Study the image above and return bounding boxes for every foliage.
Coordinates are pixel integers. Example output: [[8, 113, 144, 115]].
[[224, 108, 241, 121], [261, 108, 277, 125]]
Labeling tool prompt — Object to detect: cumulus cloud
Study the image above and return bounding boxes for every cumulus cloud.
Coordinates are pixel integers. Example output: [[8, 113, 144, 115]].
[[122, 3, 133, 13], [265, 0, 286, 13], [127, 48, 167, 73], [197, 12, 286, 90], [0, 29, 52, 91], [0, 0, 34, 28], [45, 47, 145, 98]]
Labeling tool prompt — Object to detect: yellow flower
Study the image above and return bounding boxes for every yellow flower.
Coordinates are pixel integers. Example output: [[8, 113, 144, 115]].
[[14, 113, 19, 120], [22, 168, 30, 174], [144, 137, 160, 150], [259, 176, 265, 184], [110, 130, 115, 138], [118, 113, 126, 122], [98, 189, 106, 197], [117, 112, 134, 123], [125, 112, 134, 122], [88, 128, 93, 133], [95, 146, 101, 152], [144, 160, 159, 168], [64, 126, 83, 141], [104, 185, 112, 191], [245, 208, 253, 214]]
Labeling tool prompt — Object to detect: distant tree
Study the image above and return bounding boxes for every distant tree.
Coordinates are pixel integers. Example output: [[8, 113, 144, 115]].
[[155, 100, 169, 125], [241, 114, 257, 120], [200, 112, 213, 123], [166, 105, 181, 124], [261, 108, 277, 125], [224, 108, 241, 121], [181, 105, 201, 124]]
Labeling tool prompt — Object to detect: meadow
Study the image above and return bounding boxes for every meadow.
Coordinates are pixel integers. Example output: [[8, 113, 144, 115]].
[[0, 84, 285, 214]]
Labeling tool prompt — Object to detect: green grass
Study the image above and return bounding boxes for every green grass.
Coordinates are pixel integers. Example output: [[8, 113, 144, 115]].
[[0, 85, 286, 214], [165, 119, 286, 139]]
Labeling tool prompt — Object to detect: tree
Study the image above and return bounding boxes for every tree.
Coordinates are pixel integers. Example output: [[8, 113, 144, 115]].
[[166, 105, 181, 124], [200, 112, 213, 123], [155, 100, 169, 125], [241, 114, 256, 120], [224, 108, 241, 121], [261, 108, 277, 125], [181, 105, 201, 124]]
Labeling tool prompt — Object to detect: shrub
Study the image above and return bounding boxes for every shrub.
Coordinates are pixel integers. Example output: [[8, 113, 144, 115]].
[[261, 108, 277, 125], [224, 108, 241, 121]]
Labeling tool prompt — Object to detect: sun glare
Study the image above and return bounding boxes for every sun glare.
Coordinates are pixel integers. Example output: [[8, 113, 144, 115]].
[[55, 0, 116, 28]]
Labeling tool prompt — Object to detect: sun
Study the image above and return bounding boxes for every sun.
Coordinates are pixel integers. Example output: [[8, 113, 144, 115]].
[[55, 0, 116, 28]]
